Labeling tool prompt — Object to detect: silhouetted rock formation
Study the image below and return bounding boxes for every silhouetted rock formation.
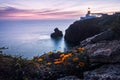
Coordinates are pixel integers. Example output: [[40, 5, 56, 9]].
[[64, 18, 101, 44], [51, 28, 63, 38]]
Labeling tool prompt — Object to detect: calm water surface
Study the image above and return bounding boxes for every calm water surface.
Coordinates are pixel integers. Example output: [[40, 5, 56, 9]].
[[0, 19, 75, 58]]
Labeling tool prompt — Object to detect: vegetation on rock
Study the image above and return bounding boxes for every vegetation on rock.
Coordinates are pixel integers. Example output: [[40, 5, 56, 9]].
[[0, 39, 120, 80], [0, 47, 90, 80]]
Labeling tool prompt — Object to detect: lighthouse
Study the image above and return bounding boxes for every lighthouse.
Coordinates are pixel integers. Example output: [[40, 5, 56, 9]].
[[86, 7, 91, 17], [87, 7, 91, 14], [80, 8, 96, 20]]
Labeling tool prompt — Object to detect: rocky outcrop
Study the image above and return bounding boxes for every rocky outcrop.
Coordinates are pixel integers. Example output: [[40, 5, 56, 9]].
[[42, 14, 120, 79], [64, 14, 120, 44], [80, 29, 115, 46], [56, 39, 120, 80], [57, 76, 81, 80], [84, 64, 120, 80], [81, 39, 120, 80], [64, 19, 100, 44], [51, 28, 63, 38], [84, 40, 120, 63]]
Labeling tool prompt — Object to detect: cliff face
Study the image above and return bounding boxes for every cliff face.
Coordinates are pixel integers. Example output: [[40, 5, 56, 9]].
[[64, 14, 120, 44], [64, 18, 101, 44]]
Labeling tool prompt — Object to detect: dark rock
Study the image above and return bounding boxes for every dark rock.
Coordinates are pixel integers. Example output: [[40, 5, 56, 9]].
[[80, 29, 115, 46], [51, 28, 63, 38], [84, 40, 120, 63], [84, 64, 120, 80], [64, 14, 120, 44], [82, 38, 120, 80], [57, 76, 81, 80], [64, 19, 101, 44], [91, 29, 115, 43]]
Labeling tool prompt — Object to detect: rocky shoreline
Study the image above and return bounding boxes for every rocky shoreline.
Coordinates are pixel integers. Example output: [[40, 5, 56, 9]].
[[0, 38, 120, 80]]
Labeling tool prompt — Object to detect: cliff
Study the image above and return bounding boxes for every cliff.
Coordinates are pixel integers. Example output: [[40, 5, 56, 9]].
[[64, 14, 120, 44]]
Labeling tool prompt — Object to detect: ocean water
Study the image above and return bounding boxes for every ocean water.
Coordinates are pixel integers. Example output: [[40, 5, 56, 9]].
[[0, 19, 75, 58]]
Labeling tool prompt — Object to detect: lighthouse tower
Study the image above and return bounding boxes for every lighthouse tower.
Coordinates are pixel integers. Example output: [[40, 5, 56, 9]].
[[80, 8, 96, 20], [86, 8, 91, 17]]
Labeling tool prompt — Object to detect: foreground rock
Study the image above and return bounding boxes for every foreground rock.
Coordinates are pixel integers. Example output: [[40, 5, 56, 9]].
[[57, 76, 81, 80], [81, 39, 120, 80], [51, 28, 63, 38], [84, 64, 120, 80], [56, 39, 120, 80], [84, 40, 120, 63]]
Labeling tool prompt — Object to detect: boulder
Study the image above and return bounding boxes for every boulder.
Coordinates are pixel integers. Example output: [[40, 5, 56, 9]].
[[84, 64, 120, 80], [51, 28, 63, 38], [84, 40, 120, 63]]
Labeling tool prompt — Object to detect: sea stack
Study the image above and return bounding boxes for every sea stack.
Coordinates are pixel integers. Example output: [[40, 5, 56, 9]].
[[51, 28, 63, 38]]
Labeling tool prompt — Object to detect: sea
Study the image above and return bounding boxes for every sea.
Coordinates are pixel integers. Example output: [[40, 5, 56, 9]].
[[0, 19, 76, 58]]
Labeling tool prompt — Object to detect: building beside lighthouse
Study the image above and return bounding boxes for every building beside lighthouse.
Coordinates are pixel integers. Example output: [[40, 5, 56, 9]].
[[80, 8, 120, 20], [80, 8, 96, 20]]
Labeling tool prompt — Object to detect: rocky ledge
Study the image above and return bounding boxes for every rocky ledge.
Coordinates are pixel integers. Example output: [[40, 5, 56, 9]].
[[84, 40, 120, 63], [58, 39, 120, 80], [57, 76, 81, 80], [84, 64, 120, 80], [80, 36, 120, 80]]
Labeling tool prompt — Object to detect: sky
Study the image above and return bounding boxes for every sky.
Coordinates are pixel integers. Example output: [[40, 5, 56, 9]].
[[0, 0, 120, 19]]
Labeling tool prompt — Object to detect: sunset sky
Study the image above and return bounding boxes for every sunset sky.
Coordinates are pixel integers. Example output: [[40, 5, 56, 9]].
[[0, 0, 120, 19]]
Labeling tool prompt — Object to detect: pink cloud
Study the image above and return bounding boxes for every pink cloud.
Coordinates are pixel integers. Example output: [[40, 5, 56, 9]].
[[0, 6, 82, 19]]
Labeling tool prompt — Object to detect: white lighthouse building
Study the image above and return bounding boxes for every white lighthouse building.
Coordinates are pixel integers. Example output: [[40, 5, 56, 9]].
[[80, 8, 96, 20]]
